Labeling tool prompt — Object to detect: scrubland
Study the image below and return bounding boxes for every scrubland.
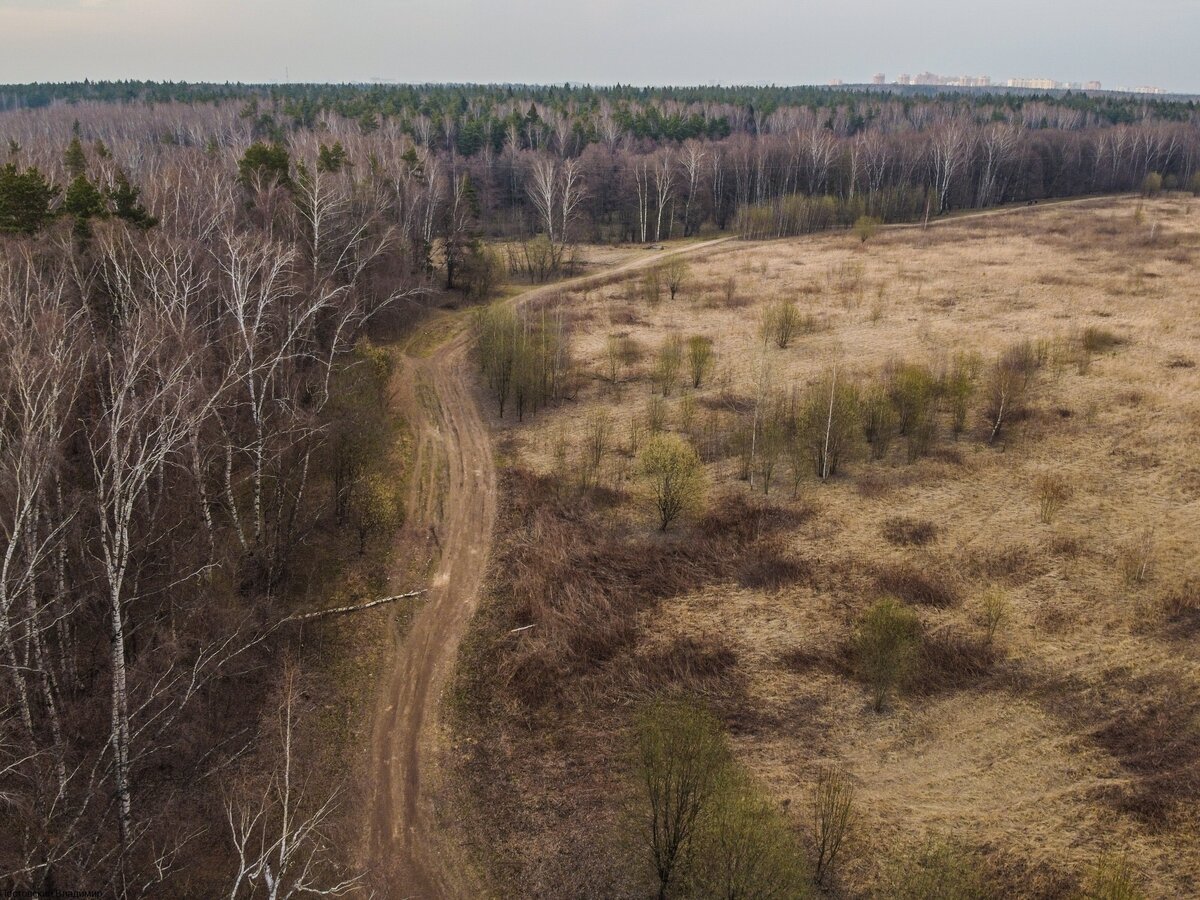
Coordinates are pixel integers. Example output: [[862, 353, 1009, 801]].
[[453, 197, 1200, 898]]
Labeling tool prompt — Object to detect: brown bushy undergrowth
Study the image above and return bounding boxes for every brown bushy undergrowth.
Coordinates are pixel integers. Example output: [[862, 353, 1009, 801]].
[[882, 516, 939, 547], [449, 471, 820, 896], [463, 471, 812, 709], [1033, 668, 1200, 828], [916, 627, 1001, 693], [874, 562, 960, 608]]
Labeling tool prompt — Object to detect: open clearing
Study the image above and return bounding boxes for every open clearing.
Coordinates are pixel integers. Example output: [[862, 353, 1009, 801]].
[[450, 196, 1200, 897]]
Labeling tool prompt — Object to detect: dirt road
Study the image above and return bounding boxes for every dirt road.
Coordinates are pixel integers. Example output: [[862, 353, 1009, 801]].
[[361, 195, 1135, 897], [362, 192, 1137, 897], [365, 239, 730, 899]]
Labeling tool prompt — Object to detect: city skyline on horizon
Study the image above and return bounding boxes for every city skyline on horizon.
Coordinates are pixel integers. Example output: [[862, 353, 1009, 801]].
[[0, 0, 1195, 94]]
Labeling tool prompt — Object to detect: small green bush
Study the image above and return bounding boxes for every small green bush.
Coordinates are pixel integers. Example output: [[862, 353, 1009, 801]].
[[686, 335, 715, 388], [762, 298, 802, 349], [853, 214, 882, 243], [638, 433, 705, 530], [854, 598, 921, 711], [653, 335, 683, 395]]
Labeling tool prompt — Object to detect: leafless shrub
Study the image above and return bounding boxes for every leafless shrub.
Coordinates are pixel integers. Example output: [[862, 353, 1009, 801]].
[[639, 434, 706, 530], [1117, 528, 1156, 585], [853, 215, 881, 243], [886, 362, 939, 460], [604, 333, 643, 383], [883, 836, 994, 899], [811, 768, 855, 886], [978, 587, 1010, 645], [799, 371, 860, 481], [646, 394, 668, 435], [720, 276, 740, 308], [634, 699, 730, 899], [761, 298, 801, 349], [640, 267, 663, 307], [986, 340, 1039, 444], [854, 598, 922, 711], [653, 334, 683, 395], [860, 384, 896, 460], [661, 256, 689, 301], [1035, 472, 1073, 524], [943, 351, 979, 437], [582, 410, 612, 487], [686, 335, 715, 389]]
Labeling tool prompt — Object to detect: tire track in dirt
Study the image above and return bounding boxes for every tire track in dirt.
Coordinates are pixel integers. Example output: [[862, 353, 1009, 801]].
[[365, 239, 731, 898]]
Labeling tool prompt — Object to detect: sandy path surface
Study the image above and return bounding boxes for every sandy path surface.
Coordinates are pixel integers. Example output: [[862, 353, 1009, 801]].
[[364, 239, 731, 899]]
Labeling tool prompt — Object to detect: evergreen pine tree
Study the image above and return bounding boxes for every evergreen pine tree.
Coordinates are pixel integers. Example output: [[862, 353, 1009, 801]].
[[63, 174, 108, 238], [64, 136, 87, 178], [238, 142, 292, 189], [108, 170, 158, 229], [0, 164, 60, 234]]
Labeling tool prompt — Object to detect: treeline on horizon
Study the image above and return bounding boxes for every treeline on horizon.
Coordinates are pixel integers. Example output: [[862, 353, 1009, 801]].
[[3, 81, 1199, 255], [2, 79, 1199, 130]]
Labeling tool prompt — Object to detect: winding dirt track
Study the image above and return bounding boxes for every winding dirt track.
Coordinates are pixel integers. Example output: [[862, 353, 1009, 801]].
[[365, 239, 731, 899], [363, 194, 1126, 899]]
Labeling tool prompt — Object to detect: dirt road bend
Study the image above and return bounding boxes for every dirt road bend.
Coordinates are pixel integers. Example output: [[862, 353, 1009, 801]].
[[365, 239, 730, 899], [363, 196, 1130, 897]]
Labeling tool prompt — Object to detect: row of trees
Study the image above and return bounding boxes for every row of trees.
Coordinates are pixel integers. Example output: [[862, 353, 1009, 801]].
[[630, 336, 1038, 496], [5, 80, 1198, 143], [0, 108, 423, 895], [4, 98, 1200, 275]]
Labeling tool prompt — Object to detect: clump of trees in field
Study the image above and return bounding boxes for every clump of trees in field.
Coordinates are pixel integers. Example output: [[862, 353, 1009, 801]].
[[473, 302, 573, 419], [698, 338, 1044, 497]]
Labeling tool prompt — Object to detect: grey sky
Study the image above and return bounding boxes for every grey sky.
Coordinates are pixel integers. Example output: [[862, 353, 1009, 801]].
[[1, 0, 1196, 93]]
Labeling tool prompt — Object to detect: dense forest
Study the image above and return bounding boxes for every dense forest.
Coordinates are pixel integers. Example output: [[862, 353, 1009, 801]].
[[3, 82, 1200, 250], [0, 82, 1198, 896]]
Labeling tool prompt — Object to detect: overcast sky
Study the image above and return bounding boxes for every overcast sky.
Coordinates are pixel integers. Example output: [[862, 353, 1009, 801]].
[[1, 0, 1196, 93]]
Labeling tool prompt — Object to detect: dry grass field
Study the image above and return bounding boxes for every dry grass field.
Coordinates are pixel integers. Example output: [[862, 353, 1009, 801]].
[[452, 196, 1200, 898]]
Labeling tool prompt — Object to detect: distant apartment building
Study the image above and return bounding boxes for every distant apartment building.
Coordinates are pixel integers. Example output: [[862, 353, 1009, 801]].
[[872, 73, 886, 85], [902, 71, 993, 88], [890, 71, 1110, 93], [1007, 77, 1057, 90]]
